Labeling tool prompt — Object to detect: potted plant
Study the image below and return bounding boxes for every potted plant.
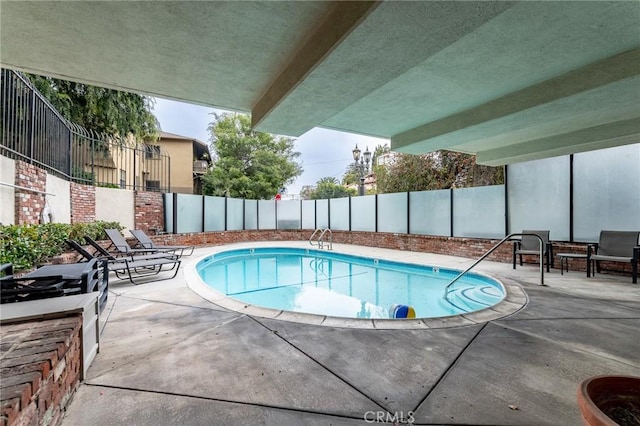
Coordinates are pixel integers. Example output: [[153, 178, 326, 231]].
[[577, 375, 640, 426]]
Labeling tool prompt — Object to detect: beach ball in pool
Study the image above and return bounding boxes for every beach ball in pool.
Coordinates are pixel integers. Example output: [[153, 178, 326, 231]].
[[389, 304, 416, 319]]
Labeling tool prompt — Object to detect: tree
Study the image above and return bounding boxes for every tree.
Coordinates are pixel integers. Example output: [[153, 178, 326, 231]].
[[375, 150, 503, 193], [371, 143, 390, 167], [203, 113, 302, 199], [308, 177, 356, 199], [25, 74, 159, 141], [341, 163, 361, 186]]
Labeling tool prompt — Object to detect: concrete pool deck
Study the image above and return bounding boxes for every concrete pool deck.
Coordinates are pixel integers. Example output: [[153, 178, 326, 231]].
[[62, 242, 640, 425]]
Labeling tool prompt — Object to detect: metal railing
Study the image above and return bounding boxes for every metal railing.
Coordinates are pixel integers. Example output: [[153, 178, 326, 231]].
[[444, 232, 546, 299], [309, 228, 332, 250], [0, 68, 171, 192]]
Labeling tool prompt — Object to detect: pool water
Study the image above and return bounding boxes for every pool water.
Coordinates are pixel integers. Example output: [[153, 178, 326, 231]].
[[196, 248, 505, 319]]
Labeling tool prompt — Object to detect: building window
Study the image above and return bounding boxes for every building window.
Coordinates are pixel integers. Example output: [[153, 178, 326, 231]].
[[145, 180, 161, 192], [119, 169, 126, 189], [145, 144, 161, 159]]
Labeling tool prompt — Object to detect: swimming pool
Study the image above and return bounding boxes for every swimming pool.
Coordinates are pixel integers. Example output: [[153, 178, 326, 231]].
[[196, 247, 505, 319]]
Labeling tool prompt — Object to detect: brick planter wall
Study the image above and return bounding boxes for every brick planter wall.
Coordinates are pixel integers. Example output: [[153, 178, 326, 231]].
[[151, 230, 635, 276], [14, 161, 47, 225], [69, 183, 95, 224], [0, 316, 82, 426], [134, 191, 164, 234]]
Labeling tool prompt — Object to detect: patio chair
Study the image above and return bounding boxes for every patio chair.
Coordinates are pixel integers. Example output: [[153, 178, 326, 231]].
[[1, 258, 104, 304], [104, 229, 176, 257], [129, 229, 194, 256], [81, 236, 177, 263], [587, 230, 639, 283], [66, 239, 181, 285], [512, 230, 553, 273]]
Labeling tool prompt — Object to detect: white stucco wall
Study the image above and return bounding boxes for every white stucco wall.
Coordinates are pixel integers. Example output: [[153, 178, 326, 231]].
[[95, 187, 135, 231], [46, 174, 71, 223], [0, 155, 15, 225]]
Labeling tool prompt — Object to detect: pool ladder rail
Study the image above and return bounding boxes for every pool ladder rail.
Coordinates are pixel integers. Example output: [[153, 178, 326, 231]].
[[444, 232, 546, 302], [309, 228, 332, 250]]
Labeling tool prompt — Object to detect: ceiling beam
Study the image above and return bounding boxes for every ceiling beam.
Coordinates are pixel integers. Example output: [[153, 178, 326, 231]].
[[251, 1, 379, 131], [391, 48, 640, 153], [476, 117, 640, 166]]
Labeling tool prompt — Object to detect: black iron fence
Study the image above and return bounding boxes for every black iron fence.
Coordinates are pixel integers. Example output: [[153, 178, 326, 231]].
[[0, 69, 170, 192]]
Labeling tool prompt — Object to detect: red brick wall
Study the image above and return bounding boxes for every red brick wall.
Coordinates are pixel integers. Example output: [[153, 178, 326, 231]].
[[134, 191, 164, 234], [14, 160, 47, 225], [151, 230, 635, 275], [69, 183, 95, 224], [0, 316, 82, 426]]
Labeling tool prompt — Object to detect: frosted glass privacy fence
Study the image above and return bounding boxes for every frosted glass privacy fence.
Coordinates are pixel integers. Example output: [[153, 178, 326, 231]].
[[164, 144, 639, 242]]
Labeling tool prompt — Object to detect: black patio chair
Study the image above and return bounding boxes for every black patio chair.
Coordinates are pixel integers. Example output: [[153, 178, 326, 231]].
[[512, 230, 554, 273], [81, 236, 176, 263], [67, 239, 181, 285], [104, 229, 176, 257], [129, 229, 194, 256], [587, 230, 640, 283]]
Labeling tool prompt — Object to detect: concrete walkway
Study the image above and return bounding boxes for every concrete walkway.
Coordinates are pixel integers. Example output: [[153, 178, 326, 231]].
[[62, 243, 640, 425]]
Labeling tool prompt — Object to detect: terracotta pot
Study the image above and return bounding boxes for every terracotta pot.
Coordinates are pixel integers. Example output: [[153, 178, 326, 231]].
[[577, 375, 640, 426]]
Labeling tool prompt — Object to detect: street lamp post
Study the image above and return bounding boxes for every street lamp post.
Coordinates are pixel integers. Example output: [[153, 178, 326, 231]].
[[352, 144, 371, 196]]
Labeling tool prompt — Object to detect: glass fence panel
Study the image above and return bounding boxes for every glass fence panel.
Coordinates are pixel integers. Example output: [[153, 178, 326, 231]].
[[277, 200, 301, 229], [409, 190, 451, 236], [244, 199, 258, 230], [204, 196, 226, 231], [316, 199, 329, 229], [378, 193, 408, 234], [175, 194, 203, 234], [302, 200, 316, 229], [164, 193, 173, 233], [351, 195, 376, 232], [227, 198, 244, 231], [508, 156, 570, 241], [329, 197, 350, 230], [258, 200, 276, 229], [453, 185, 505, 238], [574, 144, 640, 242]]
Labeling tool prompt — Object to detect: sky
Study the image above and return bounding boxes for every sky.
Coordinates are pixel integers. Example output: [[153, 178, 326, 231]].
[[152, 98, 388, 195]]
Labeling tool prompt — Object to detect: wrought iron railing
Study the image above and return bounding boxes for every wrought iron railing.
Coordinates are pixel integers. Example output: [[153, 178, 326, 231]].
[[0, 68, 170, 192]]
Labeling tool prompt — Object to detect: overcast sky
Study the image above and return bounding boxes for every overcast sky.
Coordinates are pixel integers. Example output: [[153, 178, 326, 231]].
[[152, 98, 387, 195]]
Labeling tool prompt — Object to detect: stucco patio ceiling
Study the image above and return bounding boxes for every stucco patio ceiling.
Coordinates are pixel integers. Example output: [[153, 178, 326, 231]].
[[1, 1, 638, 165]]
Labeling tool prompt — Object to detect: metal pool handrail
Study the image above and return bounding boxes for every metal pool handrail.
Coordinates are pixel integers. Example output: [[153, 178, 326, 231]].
[[444, 232, 546, 298], [309, 229, 322, 247], [309, 228, 332, 250]]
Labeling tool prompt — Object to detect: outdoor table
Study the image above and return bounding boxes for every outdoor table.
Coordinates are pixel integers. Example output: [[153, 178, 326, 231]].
[[557, 253, 588, 275]]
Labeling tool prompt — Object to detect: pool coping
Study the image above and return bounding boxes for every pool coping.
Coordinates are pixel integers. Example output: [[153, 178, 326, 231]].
[[184, 241, 528, 330]]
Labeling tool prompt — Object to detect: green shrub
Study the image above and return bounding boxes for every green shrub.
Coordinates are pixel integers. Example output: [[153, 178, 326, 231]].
[[68, 221, 124, 241], [0, 221, 124, 271]]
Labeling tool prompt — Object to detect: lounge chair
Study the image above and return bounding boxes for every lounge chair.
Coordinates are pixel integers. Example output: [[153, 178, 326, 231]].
[[82, 236, 176, 263], [104, 229, 176, 257], [129, 229, 194, 256], [67, 239, 181, 285], [513, 230, 553, 273], [587, 230, 639, 283], [1, 258, 106, 305]]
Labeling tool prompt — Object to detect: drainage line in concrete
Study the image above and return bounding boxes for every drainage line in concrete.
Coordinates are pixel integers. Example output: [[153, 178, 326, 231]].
[[249, 316, 389, 412], [99, 291, 121, 336], [82, 382, 368, 421], [118, 293, 235, 313], [410, 322, 488, 414]]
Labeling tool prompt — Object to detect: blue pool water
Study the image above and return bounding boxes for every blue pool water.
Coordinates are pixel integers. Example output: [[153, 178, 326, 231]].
[[196, 248, 505, 319]]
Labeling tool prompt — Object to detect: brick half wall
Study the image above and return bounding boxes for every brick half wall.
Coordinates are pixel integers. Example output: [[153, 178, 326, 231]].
[[0, 316, 82, 426], [69, 183, 95, 224], [14, 161, 46, 225], [150, 230, 636, 276], [134, 191, 164, 234]]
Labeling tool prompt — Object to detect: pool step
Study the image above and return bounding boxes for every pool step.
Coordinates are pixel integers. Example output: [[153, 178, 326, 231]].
[[443, 285, 503, 313]]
